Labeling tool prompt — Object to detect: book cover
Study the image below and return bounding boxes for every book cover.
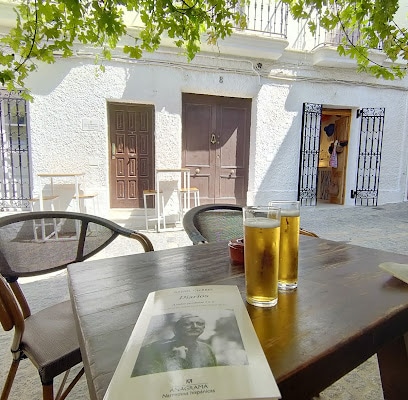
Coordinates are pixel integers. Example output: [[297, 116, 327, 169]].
[[103, 285, 281, 400]]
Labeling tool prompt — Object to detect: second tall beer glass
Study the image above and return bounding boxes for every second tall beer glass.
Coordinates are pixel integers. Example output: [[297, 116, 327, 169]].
[[269, 200, 300, 290], [243, 206, 281, 307]]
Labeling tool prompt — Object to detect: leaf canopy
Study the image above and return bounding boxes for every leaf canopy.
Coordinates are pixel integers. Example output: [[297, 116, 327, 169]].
[[0, 0, 247, 96], [285, 0, 408, 80], [0, 0, 407, 98]]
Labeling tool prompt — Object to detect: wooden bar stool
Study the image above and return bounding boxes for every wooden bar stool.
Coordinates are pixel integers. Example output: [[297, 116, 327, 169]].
[[28, 195, 59, 212], [75, 193, 99, 215], [143, 190, 166, 231], [28, 196, 60, 241], [178, 187, 200, 218]]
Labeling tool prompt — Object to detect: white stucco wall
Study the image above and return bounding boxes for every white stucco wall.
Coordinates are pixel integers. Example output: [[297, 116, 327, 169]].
[[2, 0, 407, 213], [26, 56, 261, 214], [22, 47, 408, 215]]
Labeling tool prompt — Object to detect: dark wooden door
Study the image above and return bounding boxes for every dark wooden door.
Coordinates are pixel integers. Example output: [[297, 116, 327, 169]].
[[108, 103, 155, 208], [182, 94, 251, 205]]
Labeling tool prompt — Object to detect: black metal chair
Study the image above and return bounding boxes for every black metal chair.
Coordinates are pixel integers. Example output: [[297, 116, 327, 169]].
[[0, 211, 154, 400], [183, 203, 318, 245], [183, 204, 243, 244]]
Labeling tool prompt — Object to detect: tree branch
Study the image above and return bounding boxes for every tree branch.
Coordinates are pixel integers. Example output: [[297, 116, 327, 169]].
[[15, 0, 38, 72]]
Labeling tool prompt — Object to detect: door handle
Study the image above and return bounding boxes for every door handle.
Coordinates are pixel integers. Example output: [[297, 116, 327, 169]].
[[195, 168, 201, 174], [210, 133, 217, 144], [111, 143, 116, 159], [229, 169, 235, 176]]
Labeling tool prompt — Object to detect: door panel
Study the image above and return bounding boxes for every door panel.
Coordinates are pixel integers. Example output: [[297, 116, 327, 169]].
[[182, 94, 251, 205], [109, 103, 155, 208], [183, 102, 214, 201], [218, 105, 249, 201]]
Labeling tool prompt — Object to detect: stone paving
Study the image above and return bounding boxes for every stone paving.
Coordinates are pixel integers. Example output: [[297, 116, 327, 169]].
[[1, 201, 407, 399]]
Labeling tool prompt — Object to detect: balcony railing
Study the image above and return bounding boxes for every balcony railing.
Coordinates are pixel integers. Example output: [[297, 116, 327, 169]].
[[313, 5, 383, 51], [320, 25, 383, 51], [235, 0, 288, 38]]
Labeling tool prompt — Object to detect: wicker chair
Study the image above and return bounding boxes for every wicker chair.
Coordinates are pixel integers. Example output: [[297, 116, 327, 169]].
[[0, 211, 153, 400], [183, 204, 318, 244]]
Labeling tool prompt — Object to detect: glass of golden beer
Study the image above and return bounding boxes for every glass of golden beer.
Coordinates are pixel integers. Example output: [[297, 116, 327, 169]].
[[269, 201, 300, 290], [243, 206, 281, 307]]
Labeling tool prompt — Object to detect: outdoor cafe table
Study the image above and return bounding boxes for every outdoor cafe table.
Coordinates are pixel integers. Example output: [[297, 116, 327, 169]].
[[67, 237, 408, 400]]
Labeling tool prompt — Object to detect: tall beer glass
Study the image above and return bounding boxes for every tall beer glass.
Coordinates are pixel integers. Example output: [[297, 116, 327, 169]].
[[269, 201, 300, 290], [243, 206, 281, 307]]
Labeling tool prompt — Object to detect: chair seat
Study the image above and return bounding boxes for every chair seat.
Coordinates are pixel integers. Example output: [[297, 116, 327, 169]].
[[22, 300, 81, 384]]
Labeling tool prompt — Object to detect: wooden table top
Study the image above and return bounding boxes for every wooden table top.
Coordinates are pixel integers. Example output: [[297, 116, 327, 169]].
[[68, 237, 408, 400]]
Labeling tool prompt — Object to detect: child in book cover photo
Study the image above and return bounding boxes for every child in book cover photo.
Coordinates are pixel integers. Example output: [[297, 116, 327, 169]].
[[131, 310, 248, 377]]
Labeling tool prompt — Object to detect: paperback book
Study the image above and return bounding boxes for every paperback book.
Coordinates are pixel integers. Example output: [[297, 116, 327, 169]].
[[103, 285, 281, 400], [379, 262, 408, 284]]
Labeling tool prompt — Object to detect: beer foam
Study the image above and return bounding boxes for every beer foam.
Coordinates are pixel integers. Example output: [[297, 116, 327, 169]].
[[244, 217, 280, 229], [280, 209, 300, 217]]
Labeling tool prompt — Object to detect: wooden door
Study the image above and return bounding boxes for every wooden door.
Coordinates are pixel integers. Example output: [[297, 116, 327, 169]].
[[182, 94, 251, 205], [108, 103, 155, 208]]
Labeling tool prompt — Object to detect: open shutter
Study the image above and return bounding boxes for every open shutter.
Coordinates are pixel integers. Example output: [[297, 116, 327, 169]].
[[353, 108, 385, 206], [298, 103, 322, 206]]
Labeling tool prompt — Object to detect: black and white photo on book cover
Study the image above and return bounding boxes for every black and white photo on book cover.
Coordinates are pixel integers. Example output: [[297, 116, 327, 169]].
[[103, 285, 281, 400], [132, 309, 248, 376]]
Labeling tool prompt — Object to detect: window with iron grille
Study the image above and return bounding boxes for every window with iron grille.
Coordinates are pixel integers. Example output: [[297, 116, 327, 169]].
[[0, 89, 32, 211]]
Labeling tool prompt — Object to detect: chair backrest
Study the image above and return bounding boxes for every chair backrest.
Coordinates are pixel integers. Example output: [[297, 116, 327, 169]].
[[0, 211, 154, 281], [0, 274, 24, 336], [183, 204, 319, 244], [183, 204, 244, 244]]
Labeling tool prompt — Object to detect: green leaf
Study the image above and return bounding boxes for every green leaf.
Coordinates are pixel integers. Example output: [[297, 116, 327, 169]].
[[123, 45, 143, 59]]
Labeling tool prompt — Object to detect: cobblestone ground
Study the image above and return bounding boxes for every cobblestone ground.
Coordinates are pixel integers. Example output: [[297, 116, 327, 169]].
[[1, 201, 407, 399]]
